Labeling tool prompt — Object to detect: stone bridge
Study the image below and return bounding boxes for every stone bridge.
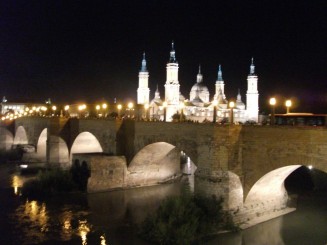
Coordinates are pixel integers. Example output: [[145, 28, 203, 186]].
[[1, 117, 327, 227]]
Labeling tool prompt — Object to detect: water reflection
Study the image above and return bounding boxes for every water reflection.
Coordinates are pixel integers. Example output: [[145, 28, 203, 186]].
[[100, 235, 107, 245], [60, 210, 73, 241], [5, 163, 327, 245], [12, 175, 23, 195], [78, 220, 91, 245], [12, 200, 49, 244]]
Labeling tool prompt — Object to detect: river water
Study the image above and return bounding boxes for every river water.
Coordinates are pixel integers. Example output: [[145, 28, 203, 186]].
[[1, 163, 327, 245]]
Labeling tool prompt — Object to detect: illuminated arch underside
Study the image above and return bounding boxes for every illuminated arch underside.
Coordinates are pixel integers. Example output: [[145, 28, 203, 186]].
[[128, 142, 181, 186], [71, 132, 103, 157], [14, 126, 28, 145], [245, 165, 302, 205], [36, 128, 47, 160]]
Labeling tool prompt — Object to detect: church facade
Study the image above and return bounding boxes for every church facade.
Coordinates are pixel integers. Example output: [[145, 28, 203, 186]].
[[137, 42, 259, 123]]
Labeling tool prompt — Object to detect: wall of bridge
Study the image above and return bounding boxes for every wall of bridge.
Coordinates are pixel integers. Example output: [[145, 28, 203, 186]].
[[3, 118, 327, 226]]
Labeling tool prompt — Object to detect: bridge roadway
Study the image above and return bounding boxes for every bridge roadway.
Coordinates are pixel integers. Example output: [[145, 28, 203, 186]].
[[1, 117, 327, 227]]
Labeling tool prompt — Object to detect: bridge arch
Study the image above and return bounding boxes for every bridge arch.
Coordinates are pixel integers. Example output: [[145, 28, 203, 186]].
[[13, 126, 28, 145], [36, 128, 47, 161], [127, 142, 191, 187], [70, 132, 103, 160], [245, 165, 303, 207]]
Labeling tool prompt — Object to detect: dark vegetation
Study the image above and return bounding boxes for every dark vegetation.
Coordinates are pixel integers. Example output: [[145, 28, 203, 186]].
[[21, 160, 90, 199], [138, 190, 237, 245]]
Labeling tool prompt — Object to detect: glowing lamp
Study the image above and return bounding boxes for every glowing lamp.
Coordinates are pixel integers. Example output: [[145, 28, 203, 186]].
[[269, 98, 276, 106]]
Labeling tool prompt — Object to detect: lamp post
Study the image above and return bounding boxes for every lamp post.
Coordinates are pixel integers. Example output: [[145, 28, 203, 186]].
[[285, 100, 292, 114], [127, 102, 134, 118], [163, 101, 167, 122], [102, 103, 107, 117], [212, 100, 218, 123], [78, 104, 86, 118], [64, 105, 70, 117], [269, 98, 276, 125], [52, 105, 57, 117], [229, 101, 235, 124], [96, 105, 100, 117], [117, 104, 122, 119]]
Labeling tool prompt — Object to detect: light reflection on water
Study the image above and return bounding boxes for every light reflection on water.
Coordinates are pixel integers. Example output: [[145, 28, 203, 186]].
[[3, 164, 327, 245]]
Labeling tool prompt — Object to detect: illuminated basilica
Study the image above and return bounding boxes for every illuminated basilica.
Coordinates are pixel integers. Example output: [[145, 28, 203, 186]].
[[137, 42, 259, 123]]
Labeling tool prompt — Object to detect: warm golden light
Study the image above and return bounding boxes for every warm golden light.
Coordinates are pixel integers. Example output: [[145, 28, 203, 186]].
[[144, 103, 149, 110], [163, 101, 167, 107], [78, 220, 90, 245], [117, 104, 122, 110], [52, 105, 57, 111], [102, 103, 107, 109], [179, 102, 184, 109], [128, 102, 134, 109], [229, 101, 235, 108], [212, 100, 218, 107], [285, 99, 292, 113], [78, 104, 87, 111], [96, 105, 100, 110], [100, 235, 107, 245], [269, 98, 276, 106], [64, 105, 70, 111]]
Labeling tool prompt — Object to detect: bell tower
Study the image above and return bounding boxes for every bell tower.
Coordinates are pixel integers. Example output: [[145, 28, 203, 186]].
[[164, 41, 180, 121], [137, 52, 150, 105], [246, 58, 259, 122]]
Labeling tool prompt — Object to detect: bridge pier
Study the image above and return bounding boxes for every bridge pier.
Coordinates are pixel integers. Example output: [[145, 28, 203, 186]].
[[47, 135, 69, 168], [194, 169, 243, 211], [46, 118, 70, 168]]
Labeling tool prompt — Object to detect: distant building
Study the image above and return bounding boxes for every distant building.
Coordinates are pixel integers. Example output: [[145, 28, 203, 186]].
[[0, 96, 45, 116], [137, 42, 259, 123]]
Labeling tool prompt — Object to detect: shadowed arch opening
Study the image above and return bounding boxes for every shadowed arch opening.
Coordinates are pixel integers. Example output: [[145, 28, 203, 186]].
[[127, 142, 187, 187], [36, 128, 47, 160], [70, 132, 103, 159], [14, 126, 28, 145], [245, 165, 302, 205]]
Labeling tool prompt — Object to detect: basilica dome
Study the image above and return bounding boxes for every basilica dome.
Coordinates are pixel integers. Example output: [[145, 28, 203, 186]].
[[190, 82, 209, 93]]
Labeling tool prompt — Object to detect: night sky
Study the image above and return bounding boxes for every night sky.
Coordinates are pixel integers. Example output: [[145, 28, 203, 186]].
[[0, 0, 326, 113]]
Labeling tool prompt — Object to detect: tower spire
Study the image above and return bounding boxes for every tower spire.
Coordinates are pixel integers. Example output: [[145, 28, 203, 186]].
[[249, 57, 255, 75], [218, 64, 223, 81], [197, 64, 203, 83], [169, 41, 177, 63], [140, 52, 147, 72]]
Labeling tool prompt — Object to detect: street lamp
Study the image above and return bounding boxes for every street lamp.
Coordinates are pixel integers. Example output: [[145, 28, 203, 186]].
[[78, 104, 86, 118], [64, 105, 70, 117], [212, 100, 218, 123], [144, 103, 149, 120], [52, 105, 57, 117], [285, 100, 292, 114], [102, 103, 107, 117], [95, 105, 100, 117], [162, 101, 167, 122], [269, 97, 276, 125], [229, 101, 235, 124], [127, 102, 134, 118], [117, 104, 122, 118]]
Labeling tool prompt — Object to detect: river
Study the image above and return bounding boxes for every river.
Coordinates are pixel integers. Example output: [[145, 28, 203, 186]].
[[1, 163, 327, 245]]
